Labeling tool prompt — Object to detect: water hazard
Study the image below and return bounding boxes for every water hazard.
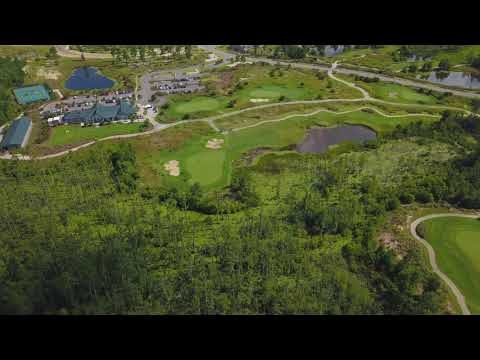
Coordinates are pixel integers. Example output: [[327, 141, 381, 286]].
[[425, 71, 480, 89], [297, 125, 377, 154], [65, 67, 114, 90]]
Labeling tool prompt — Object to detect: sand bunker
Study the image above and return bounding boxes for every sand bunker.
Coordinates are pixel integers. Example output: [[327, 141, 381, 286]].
[[164, 160, 180, 176], [206, 138, 224, 149], [205, 53, 219, 63], [250, 98, 271, 103], [227, 61, 253, 68], [388, 92, 398, 98]]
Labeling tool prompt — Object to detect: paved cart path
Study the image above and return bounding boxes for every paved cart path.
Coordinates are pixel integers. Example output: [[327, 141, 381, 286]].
[[409, 213, 480, 315]]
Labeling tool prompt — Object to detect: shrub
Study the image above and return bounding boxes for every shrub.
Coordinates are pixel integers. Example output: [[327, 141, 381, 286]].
[[399, 192, 415, 204], [415, 190, 434, 204]]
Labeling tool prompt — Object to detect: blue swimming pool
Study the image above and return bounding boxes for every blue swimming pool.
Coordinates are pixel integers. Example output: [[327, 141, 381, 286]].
[[65, 67, 114, 90]]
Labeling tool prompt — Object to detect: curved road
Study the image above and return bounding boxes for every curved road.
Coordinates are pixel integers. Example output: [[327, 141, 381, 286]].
[[410, 213, 480, 315]]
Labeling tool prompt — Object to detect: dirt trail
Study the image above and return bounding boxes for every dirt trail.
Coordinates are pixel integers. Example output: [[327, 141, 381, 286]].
[[410, 213, 480, 315], [55, 45, 112, 59]]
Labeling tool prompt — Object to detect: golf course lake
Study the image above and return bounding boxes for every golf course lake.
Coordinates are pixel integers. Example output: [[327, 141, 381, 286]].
[[65, 67, 114, 90], [425, 71, 480, 89], [324, 45, 348, 57], [297, 125, 377, 154]]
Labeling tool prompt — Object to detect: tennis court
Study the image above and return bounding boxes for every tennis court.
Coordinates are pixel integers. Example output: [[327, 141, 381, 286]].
[[13, 85, 50, 105]]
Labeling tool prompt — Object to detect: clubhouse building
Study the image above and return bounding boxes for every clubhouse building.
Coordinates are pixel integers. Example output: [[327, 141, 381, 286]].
[[62, 101, 136, 125]]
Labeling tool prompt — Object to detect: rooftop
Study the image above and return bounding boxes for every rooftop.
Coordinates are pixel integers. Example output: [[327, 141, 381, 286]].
[[0, 117, 32, 149]]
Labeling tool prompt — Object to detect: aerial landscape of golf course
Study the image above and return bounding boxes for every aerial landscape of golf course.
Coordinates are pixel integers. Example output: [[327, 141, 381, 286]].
[[1, 44, 480, 315], [420, 216, 480, 314]]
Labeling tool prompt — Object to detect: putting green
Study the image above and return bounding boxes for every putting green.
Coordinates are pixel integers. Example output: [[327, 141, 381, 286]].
[[423, 217, 480, 314], [173, 97, 221, 114], [185, 149, 227, 187], [146, 133, 228, 188]]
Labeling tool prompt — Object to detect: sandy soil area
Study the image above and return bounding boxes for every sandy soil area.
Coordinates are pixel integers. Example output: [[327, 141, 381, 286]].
[[206, 138, 224, 149], [164, 160, 180, 176], [250, 98, 271, 103], [37, 68, 61, 80]]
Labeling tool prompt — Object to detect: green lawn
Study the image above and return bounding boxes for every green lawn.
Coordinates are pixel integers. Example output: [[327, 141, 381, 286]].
[[173, 97, 223, 114], [48, 123, 145, 147], [423, 217, 480, 314], [157, 64, 361, 122], [140, 108, 439, 188], [140, 131, 228, 188]]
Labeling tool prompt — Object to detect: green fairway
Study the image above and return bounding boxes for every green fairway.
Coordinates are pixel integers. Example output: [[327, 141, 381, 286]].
[[143, 132, 228, 188], [185, 149, 227, 186], [248, 85, 305, 99], [48, 123, 144, 147], [157, 64, 362, 122], [346, 78, 439, 105], [173, 97, 222, 114], [423, 217, 480, 314]]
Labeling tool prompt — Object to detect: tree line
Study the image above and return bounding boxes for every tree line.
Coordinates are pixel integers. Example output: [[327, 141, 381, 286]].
[[0, 57, 25, 126]]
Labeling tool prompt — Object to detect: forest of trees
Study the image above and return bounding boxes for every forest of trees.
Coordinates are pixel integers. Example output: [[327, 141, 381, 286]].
[[388, 111, 480, 208], [0, 118, 464, 313], [107, 45, 193, 65], [0, 57, 25, 125]]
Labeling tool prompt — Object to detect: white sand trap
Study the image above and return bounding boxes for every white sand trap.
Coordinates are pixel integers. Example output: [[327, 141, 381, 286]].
[[205, 53, 219, 63], [206, 138, 224, 149], [388, 92, 398, 98], [250, 98, 271, 103], [164, 160, 180, 176], [239, 77, 249, 81], [227, 61, 253, 68]]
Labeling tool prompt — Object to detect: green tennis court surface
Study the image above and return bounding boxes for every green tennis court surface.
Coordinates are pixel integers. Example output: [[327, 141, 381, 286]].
[[13, 85, 50, 105]]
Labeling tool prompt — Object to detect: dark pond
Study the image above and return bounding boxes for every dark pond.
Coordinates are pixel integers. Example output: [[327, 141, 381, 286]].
[[324, 45, 347, 57], [406, 54, 431, 62], [65, 67, 114, 90], [297, 125, 377, 154], [425, 71, 480, 89]]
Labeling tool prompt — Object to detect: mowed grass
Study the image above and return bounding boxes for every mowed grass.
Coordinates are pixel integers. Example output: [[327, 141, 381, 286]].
[[126, 122, 228, 188], [158, 64, 361, 122], [423, 217, 480, 314], [173, 97, 222, 114], [146, 134, 228, 188], [134, 109, 440, 188], [221, 107, 438, 133], [48, 123, 145, 147], [335, 75, 439, 105]]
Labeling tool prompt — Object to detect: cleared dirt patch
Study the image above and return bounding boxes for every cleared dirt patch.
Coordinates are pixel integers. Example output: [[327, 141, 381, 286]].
[[206, 138, 224, 149], [164, 160, 180, 176], [37, 67, 61, 80]]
